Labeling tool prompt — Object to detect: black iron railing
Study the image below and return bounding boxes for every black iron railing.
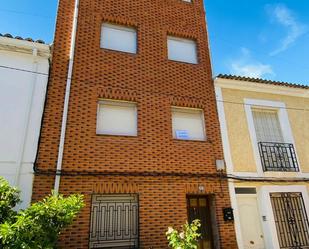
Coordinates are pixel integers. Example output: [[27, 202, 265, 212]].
[[258, 142, 299, 172]]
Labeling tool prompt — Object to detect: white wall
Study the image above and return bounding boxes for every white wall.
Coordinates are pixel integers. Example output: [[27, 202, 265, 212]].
[[0, 37, 50, 209]]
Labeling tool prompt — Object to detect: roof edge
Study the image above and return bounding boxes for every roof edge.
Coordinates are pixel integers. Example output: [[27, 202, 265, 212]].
[[215, 74, 309, 98], [0, 36, 50, 58], [215, 74, 309, 90]]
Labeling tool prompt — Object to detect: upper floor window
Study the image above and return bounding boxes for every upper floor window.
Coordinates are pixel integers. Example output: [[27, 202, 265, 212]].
[[97, 100, 137, 136], [252, 108, 299, 172], [172, 107, 205, 141], [101, 23, 137, 54], [252, 109, 283, 143], [167, 36, 198, 64]]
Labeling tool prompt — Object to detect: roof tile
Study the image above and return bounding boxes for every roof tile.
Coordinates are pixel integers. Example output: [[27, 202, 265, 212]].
[[0, 33, 45, 44], [216, 74, 309, 89]]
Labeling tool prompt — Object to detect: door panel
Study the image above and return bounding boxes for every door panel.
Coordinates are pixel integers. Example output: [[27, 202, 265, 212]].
[[237, 195, 265, 249], [187, 196, 214, 249]]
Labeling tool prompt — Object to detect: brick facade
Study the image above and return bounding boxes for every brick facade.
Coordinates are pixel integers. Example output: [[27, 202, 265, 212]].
[[33, 0, 238, 248]]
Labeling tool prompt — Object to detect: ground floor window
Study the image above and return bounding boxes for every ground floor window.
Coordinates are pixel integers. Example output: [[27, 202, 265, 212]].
[[270, 192, 309, 249], [89, 194, 139, 249]]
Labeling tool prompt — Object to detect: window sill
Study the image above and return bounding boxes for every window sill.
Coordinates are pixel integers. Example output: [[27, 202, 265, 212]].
[[101, 47, 138, 55], [168, 58, 198, 65], [180, 0, 193, 4], [173, 138, 207, 143], [96, 133, 138, 138]]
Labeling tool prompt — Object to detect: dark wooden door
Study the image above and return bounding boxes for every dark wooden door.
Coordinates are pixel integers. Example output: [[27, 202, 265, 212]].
[[187, 196, 214, 249]]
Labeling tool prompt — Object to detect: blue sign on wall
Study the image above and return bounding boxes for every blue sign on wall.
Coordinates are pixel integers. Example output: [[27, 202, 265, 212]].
[[175, 130, 189, 139]]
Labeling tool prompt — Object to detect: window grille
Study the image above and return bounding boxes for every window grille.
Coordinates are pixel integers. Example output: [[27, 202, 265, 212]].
[[270, 192, 309, 249], [89, 194, 139, 249]]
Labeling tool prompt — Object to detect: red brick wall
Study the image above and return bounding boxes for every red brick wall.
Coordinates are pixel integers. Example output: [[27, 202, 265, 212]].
[[33, 0, 238, 248]]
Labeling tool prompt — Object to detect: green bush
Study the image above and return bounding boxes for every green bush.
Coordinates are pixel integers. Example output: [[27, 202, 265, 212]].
[[0, 177, 84, 249], [166, 219, 201, 249], [0, 177, 20, 224]]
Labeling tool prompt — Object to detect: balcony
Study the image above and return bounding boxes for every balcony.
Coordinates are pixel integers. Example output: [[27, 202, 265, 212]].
[[258, 142, 299, 172]]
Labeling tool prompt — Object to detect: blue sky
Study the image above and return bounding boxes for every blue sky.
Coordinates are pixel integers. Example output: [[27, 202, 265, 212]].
[[0, 1, 308, 84]]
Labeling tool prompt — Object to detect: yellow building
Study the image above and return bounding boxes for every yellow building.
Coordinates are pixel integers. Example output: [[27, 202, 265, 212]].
[[215, 75, 309, 249]]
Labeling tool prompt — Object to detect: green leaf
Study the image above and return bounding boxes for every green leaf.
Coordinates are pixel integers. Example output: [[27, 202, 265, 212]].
[[0, 177, 84, 248]]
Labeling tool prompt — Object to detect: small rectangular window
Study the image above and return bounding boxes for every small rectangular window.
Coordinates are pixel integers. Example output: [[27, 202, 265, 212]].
[[172, 107, 206, 141], [167, 36, 198, 64], [235, 188, 257, 194], [97, 100, 137, 136], [101, 23, 137, 53]]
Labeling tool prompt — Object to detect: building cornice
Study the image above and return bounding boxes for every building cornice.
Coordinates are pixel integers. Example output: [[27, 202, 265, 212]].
[[215, 78, 309, 98], [0, 37, 50, 58]]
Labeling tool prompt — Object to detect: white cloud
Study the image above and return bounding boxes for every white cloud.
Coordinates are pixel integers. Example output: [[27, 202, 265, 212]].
[[231, 63, 274, 78], [229, 48, 275, 78], [267, 4, 308, 56]]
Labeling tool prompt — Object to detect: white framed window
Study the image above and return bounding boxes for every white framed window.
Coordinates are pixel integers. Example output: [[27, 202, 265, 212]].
[[252, 109, 284, 143], [167, 36, 198, 64], [172, 107, 206, 141], [182, 0, 192, 2], [97, 100, 137, 136], [244, 99, 299, 174], [101, 23, 137, 53]]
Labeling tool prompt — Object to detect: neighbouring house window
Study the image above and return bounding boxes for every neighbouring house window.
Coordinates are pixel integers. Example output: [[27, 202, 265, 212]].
[[252, 108, 299, 172], [89, 194, 139, 249], [97, 100, 137, 136], [270, 192, 309, 248], [101, 23, 137, 53], [172, 107, 206, 141], [167, 36, 198, 64], [252, 109, 284, 143]]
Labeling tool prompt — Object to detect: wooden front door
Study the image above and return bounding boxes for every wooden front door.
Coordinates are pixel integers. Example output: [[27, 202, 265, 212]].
[[187, 196, 214, 249]]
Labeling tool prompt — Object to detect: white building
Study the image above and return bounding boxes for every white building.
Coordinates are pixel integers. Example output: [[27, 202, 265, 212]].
[[0, 34, 50, 209]]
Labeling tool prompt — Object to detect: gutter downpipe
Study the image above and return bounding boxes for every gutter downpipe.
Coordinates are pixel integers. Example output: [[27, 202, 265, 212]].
[[54, 0, 79, 193]]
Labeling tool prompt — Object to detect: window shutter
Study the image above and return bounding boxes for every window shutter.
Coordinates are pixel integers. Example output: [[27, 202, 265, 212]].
[[167, 36, 198, 64], [101, 23, 137, 53], [172, 107, 206, 140], [97, 100, 137, 136], [252, 109, 284, 142]]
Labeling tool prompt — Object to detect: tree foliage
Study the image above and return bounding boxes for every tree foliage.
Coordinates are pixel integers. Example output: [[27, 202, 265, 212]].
[[0, 177, 20, 224], [166, 219, 201, 249], [0, 177, 84, 249]]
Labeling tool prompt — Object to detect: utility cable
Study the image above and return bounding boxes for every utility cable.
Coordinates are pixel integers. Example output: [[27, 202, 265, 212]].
[[0, 64, 308, 112]]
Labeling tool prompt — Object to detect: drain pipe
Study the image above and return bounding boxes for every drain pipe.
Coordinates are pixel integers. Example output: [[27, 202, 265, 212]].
[[54, 0, 79, 193]]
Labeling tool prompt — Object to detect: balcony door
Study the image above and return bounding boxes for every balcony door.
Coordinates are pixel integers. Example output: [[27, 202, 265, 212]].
[[252, 109, 299, 172], [252, 109, 284, 143]]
